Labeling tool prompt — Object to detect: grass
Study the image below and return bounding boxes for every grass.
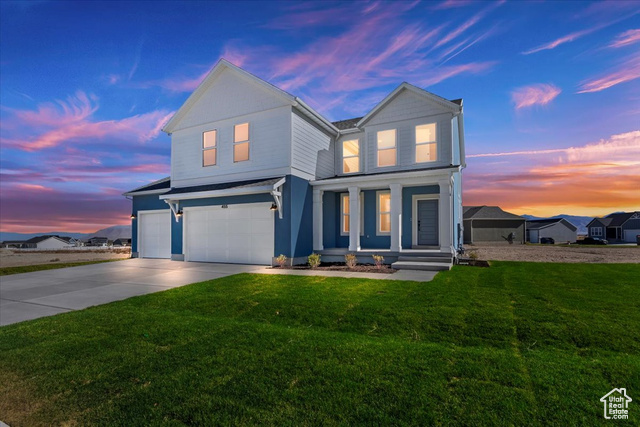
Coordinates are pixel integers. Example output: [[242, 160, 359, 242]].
[[0, 259, 125, 276], [1, 262, 638, 425]]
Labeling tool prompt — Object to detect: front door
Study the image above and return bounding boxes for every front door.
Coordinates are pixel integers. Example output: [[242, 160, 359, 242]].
[[417, 199, 439, 246]]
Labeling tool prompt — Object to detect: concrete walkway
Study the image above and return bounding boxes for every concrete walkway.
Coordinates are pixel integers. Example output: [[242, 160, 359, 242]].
[[0, 258, 437, 326]]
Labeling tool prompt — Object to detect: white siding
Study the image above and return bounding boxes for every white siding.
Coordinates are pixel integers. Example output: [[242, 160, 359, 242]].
[[171, 106, 293, 188], [366, 89, 452, 127], [37, 237, 69, 249], [452, 115, 460, 165], [170, 68, 290, 132], [364, 114, 452, 174], [291, 111, 333, 179]]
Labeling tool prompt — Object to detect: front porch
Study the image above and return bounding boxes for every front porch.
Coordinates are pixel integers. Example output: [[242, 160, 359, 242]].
[[311, 170, 458, 260]]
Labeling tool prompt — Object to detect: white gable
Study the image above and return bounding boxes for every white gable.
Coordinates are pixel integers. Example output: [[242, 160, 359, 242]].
[[164, 61, 294, 133], [364, 87, 457, 127]]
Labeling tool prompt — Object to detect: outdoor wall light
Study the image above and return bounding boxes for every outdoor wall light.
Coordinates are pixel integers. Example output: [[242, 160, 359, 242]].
[[130, 214, 136, 219], [270, 203, 278, 211], [176, 210, 183, 218]]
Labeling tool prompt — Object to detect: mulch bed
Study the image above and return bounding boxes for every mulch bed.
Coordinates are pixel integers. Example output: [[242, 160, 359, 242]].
[[272, 263, 396, 274], [456, 258, 490, 267]]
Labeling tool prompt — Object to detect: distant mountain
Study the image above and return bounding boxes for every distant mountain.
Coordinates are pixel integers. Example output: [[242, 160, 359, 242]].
[[0, 224, 131, 243], [522, 214, 593, 235]]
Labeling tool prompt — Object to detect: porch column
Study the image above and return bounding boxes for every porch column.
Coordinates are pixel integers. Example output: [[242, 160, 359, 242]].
[[348, 186, 360, 252], [390, 183, 402, 252], [313, 189, 324, 251], [439, 179, 453, 253]]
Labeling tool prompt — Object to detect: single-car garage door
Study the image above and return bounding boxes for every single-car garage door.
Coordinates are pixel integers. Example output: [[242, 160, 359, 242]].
[[139, 210, 171, 258], [184, 203, 274, 265], [624, 229, 640, 243]]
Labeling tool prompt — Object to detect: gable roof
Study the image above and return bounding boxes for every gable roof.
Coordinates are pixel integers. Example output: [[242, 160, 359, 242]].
[[463, 206, 524, 220], [25, 235, 69, 245], [332, 117, 363, 130], [123, 177, 171, 196], [162, 59, 338, 136], [587, 217, 613, 227], [357, 82, 462, 128], [526, 218, 577, 231], [605, 211, 636, 227]]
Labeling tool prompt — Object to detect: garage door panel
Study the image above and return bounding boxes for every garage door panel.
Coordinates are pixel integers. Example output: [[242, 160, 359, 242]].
[[140, 211, 171, 259], [185, 203, 274, 264]]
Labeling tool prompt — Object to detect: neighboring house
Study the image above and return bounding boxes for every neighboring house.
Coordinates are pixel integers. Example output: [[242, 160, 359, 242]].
[[1, 240, 26, 249], [463, 206, 526, 244], [587, 212, 640, 243], [57, 236, 81, 246], [113, 238, 132, 246], [526, 218, 577, 243], [87, 236, 109, 246], [21, 235, 71, 249], [124, 59, 466, 265]]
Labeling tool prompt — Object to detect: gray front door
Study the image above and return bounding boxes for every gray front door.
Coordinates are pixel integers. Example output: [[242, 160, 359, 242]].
[[417, 199, 439, 246]]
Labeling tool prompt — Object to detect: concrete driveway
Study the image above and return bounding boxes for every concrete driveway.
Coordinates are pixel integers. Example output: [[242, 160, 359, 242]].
[[0, 258, 265, 326]]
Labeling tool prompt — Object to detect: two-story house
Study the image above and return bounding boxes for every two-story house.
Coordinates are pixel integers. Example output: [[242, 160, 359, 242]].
[[124, 59, 466, 267]]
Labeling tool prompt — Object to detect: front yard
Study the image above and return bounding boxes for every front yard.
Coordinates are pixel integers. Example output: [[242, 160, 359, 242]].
[[1, 262, 638, 425]]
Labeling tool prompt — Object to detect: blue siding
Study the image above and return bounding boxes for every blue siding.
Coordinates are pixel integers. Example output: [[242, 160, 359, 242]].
[[288, 175, 314, 258], [322, 191, 338, 248], [132, 174, 313, 260], [401, 185, 439, 248], [131, 194, 170, 253], [361, 189, 390, 249]]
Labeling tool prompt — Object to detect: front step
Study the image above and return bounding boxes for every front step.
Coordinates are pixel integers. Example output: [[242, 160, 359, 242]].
[[391, 261, 452, 271], [397, 256, 453, 263]]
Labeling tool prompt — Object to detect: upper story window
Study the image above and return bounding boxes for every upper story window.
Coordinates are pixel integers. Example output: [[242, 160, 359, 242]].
[[342, 139, 360, 174], [234, 122, 250, 162], [203, 130, 217, 166], [377, 129, 396, 167], [415, 123, 437, 163]]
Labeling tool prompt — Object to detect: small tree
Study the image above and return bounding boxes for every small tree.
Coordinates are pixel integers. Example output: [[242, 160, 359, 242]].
[[275, 254, 288, 268], [308, 253, 321, 268], [345, 253, 358, 269], [372, 254, 384, 269]]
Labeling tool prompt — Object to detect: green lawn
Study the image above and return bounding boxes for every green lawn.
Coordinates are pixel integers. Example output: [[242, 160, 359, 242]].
[[1, 262, 638, 425], [0, 259, 124, 276]]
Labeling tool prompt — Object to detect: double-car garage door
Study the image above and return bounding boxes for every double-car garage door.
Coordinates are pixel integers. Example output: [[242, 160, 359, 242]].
[[184, 203, 274, 265], [139, 203, 274, 264]]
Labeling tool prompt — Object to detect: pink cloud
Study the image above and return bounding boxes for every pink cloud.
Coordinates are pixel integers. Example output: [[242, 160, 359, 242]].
[[431, 0, 475, 10], [1, 93, 173, 151], [577, 53, 640, 93], [609, 28, 640, 48], [522, 28, 595, 55], [511, 84, 561, 109]]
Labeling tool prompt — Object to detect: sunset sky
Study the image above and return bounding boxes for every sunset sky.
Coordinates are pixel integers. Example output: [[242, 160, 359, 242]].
[[1, 0, 639, 233]]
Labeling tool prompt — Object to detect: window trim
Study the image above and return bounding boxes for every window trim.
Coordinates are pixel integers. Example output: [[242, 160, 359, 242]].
[[233, 122, 250, 163], [376, 190, 391, 236], [376, 129, 397, 168], [340, 193, 364, 236], [415, 123, 438, 163], [342, 139, 360, 174], [202, 129, 217, 167], [592, 226, 603, 237]]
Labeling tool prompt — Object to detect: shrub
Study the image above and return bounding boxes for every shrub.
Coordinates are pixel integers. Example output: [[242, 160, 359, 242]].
[[468, 251, 479, 260], [345, 253, 358, 269], [308, 253, 321, 268], [372, 254, 384, 269], [275, 254, 288, 268]]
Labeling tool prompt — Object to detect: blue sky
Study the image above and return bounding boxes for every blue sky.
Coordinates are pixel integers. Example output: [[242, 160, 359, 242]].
[[1, 0, 639, 232]]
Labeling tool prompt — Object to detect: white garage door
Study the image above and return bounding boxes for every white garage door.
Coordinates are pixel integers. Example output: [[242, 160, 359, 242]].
[[185, 203, 274, 265], [624, 229, 640, 243], [139, 211, 171, 259]]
